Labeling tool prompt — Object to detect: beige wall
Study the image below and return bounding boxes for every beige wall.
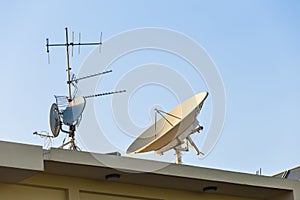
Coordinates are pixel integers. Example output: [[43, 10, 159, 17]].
[[0, 173, 263, 200], [0, 182, 66, 200]]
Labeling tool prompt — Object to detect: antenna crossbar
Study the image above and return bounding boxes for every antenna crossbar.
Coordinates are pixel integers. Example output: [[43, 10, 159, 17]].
[[71, 70, 112, 83], [47, 42, 102, 47], [84, 90, 126, 99]]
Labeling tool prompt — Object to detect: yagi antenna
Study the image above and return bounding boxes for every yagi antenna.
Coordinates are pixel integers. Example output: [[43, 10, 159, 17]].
[[71, 70, 112, 83], [45, 27, 104, 101], [84, 90, 126, 99]]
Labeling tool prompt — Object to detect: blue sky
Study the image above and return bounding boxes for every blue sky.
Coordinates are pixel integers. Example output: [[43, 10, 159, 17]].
[[0, 0, 299, 175]]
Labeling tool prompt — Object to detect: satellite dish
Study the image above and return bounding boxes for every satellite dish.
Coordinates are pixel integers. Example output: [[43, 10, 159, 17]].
[[63, 96, 86, 126], [49, 103, 61, 137], [126, 92, 208, 163]]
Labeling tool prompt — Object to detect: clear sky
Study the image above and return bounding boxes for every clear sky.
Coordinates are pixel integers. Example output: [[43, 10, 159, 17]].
[[0, 0, 299, 176]]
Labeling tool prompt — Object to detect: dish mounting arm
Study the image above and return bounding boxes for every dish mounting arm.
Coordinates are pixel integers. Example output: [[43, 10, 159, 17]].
[[154, 109, 181, 130]]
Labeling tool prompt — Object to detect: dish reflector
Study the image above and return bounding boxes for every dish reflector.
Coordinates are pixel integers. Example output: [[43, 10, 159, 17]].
[[63, 96, 86, 126], [49, 103, 61, 137], [126, 91, 208, 154]]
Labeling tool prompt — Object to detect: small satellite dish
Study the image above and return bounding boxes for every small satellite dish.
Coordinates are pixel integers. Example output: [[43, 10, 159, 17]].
[[49, 103, 61, 137], [63, 96, 86, 126], [126, 92, 208, 163]]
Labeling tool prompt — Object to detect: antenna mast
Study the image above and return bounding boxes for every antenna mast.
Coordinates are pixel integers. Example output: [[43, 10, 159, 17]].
[[65, 28, 72, 101], [44, 27, 125, 151]]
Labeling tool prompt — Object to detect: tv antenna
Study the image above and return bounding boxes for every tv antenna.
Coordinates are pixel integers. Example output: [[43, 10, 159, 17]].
[[46, 27, 105, 101], [44, 27, 125, 150]]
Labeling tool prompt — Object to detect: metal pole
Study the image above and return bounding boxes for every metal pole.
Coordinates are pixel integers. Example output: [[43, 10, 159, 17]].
[[175, 149, 182, 164], [65, 27, 72, 101]]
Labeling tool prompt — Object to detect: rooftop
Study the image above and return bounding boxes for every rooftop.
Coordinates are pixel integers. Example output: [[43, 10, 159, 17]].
[[0, 140, 299, 199]]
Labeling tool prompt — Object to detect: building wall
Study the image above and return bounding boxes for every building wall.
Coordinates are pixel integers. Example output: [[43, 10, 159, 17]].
[[0, 182, 66, 200], [0, 142, 297, 200], [0, 173, 260, 200]]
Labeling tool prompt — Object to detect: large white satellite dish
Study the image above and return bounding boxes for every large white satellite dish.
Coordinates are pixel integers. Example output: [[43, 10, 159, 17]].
[[63, 96, 86, 126], [49, 103, 61, 137], [127, 91, 208, 164]]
